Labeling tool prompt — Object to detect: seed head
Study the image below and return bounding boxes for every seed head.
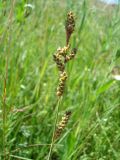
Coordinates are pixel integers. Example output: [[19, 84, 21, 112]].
[[54, 111, 72, 140], [56, 71, 67, 97], [65, 48, 77, 63], [53, 54, 65, 72], [57, 45, 69, 57], [65, 11, 75, 45]]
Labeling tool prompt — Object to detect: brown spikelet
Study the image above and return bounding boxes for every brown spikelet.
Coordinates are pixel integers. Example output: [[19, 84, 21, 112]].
[[53, 54, 65, 72], [54, 111, 72, 140], [65, 11, 75, 45], [57, 71, 67, 96], [57, 45, 69, 57], [53, 45, 69, 72], [65, 48, 77, 63]]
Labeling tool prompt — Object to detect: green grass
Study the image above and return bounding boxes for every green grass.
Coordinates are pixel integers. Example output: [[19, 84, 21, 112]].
[[0, 0, 120, 159]]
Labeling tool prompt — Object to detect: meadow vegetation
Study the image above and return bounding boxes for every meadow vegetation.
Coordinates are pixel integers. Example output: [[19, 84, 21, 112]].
[[0, 0, 120, 159]]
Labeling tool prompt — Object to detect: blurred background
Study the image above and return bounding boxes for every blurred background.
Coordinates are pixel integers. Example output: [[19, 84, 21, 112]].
[[0, 0, 120, 159]]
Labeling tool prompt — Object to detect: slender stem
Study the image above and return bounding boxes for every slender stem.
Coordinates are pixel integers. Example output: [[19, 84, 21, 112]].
[[3, 78, 7, 160], [6, 143, 62, 156], [47, 98, 62, 160], [76, 0, 86, 49], [2, 1, 16, 159]]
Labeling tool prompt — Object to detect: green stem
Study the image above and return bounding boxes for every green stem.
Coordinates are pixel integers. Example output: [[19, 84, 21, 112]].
[[3, 78, 7, 160], [47, 98, 62, 160], [2, 1, 16, 159]]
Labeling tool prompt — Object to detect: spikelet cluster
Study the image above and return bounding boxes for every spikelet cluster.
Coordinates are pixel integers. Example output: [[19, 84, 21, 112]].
[[54, 111, 71, 140], [57, 45, 69, 57], [53, 54, 65, 72], [65, 11, 75, 45], [65, 48, 77, 63], [57, 71, 67, 96], [53, 45, 69, 72], [53, 11, 77, 97]]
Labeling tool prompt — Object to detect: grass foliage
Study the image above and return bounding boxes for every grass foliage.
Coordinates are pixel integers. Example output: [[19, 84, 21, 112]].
[[0, 0, 120, 159]]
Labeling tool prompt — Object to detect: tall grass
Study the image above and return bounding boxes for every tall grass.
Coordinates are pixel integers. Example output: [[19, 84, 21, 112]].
[[0, 0, 120, 159]]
